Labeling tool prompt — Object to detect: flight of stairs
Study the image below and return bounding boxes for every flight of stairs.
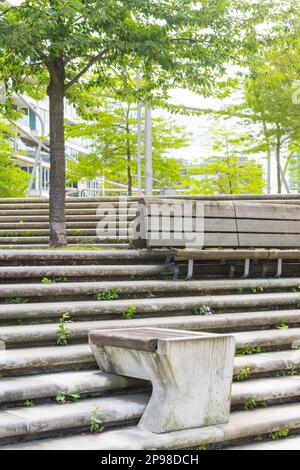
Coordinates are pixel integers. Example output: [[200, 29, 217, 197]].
[[0, 198, 138, 249], [0, 249, 300, 449]]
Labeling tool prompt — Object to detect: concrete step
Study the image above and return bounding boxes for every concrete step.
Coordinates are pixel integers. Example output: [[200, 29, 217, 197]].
[[1, 314, 300, 347], [0, 236, 130, 245], [0, 221, 132, 230], [0, 249, 165, 264], [0, 229, 131, 237], [0, 197, 138, 204], [3, 402, 300, 450], [234, 349, 300, 376], [0, 344, 95, 375], [0, 370, 143, 404], [0, 209, 137, 216], [0, 214, 137, 222], [0, 278, 298, 299], [0, 393, 147, 442], [1, 342, 300, 377], [0, 292, 298, 321], [0, 203, 138, 210], [0, 244, 130, 250], [235, 328, 300, 349], [228, 436, 300, 450], [1, 368, 299, 408], [0, 265, 170, 280]]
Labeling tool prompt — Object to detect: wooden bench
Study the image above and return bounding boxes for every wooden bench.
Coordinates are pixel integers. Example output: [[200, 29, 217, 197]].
[[89, 327, 235, 433], [132, 198, 300, 279]]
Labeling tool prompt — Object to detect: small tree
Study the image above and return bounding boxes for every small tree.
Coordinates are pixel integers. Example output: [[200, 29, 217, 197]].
[[186, 130, 265, 195], [66, 91, 189, 194], [0, 120, 29, 197]]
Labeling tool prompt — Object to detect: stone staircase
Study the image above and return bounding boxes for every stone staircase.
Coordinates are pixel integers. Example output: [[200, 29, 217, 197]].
[[0, 249, 300, 449], [0, 198, 138, 249]]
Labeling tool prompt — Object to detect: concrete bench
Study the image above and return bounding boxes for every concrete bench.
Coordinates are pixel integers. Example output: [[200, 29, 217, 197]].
[[132, 198, 300, 279], [89, 327, 235, 434]]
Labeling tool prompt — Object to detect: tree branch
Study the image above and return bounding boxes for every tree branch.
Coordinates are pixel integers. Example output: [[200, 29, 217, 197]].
[[64, 50, 109, 90]]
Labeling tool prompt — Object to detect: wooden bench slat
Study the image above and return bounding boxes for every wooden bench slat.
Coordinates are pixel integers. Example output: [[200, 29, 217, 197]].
[[238, 234, 300, 247], [148, 233, 239, 248], [237, 219, 300, 234], [234, 203, 300, 220]]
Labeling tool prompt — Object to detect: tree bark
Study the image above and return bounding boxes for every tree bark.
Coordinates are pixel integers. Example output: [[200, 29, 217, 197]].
[[126, 114, 132, 196], [275, 129, 282, 194], [126, 144, 133, 196], [47, 59, 67, 246]]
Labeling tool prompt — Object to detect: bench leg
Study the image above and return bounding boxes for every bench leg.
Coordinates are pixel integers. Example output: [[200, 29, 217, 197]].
[[242, 259, 250, 278], [275, 258, 283, 278], [184, 259, 194, 281]]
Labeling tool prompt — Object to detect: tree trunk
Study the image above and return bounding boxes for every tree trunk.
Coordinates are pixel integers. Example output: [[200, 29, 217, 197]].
[[126, 117, 132, 196], [47, 59, 67, 246], [275, 131, 282, 194], [127, 147, 133, 196]]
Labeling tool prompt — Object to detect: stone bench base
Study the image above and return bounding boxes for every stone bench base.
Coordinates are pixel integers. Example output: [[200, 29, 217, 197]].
[[89, 328, 235, 434]]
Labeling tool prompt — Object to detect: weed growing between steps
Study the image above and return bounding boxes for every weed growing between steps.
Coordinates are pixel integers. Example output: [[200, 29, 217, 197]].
[[236, 347, 263, 356], [90, 406, 103, 433], [56, 313, 73, 346], [235, 367, 251, 382], [41, 277, 68, 284], [193, 305, 213, 316], [277, 320, 289, 330], [120, 305, 136, 320], [244, 396, 257, 410], [23, 400, 34, 407], [269, 428, 289, 440], [55, 393, 81, 404], [5, 297, 28, 304], [95, 289, 120, 301], [243, 396, 268, 411]]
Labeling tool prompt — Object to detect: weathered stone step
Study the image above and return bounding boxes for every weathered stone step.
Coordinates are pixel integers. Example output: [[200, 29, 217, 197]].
[[0, 370, 142, 404], [1, 343, 299, 377], [0, 249, 163, 263], [228, 436, 300, 450], [0, 393, 147, 442], [0, 344, 95, 375], [2, 313, 300, 348], [0, 221, 132, 230], [3, 402, 300, 450], [0, 278, 298, 299], [0, 265, 169, 280], [234, 350, 300, 376], [0, 244, 129, 250], [0, 202, 138, 210], [0, 197, 138, 204], [0, 229, 131, 237], [0, 236, 130, 245], [1, 368, 299, 408], [0, 214, 137, 222], [235, 328, 300, 349], [0, 292, 298, 321], [0, 208, 137, 216]]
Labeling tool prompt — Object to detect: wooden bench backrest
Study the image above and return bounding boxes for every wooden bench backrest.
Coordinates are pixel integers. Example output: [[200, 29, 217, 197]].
[[131, 198, 300, 249]]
